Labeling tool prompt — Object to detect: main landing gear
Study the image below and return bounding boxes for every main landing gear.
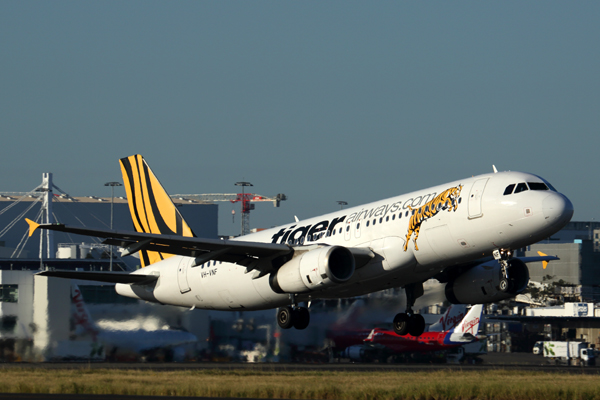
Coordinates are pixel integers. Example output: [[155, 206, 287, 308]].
[[277, 294, 310, 330], [393, 282, 426, 337], [494, 249, 512, 293]]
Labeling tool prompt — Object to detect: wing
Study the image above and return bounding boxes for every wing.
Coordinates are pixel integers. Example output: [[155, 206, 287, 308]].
[[26, 218, 293, 270]]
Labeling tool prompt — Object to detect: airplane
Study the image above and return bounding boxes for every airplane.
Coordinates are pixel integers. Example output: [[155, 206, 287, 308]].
[[343, 304, 483, 362], [328, 302, 469, 354], [71, 284, 197, 361], [27, 154, 573, 337], [365, 304, 484, 352]]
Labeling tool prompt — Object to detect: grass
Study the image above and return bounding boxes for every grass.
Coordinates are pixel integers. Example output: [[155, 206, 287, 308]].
[[0, 368, 599, 399]]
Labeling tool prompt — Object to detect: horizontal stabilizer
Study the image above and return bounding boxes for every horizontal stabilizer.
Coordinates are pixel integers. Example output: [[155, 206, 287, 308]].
[[36, 270, 158, 284]]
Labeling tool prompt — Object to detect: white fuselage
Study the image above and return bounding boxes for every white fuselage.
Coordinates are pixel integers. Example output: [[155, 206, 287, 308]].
[[117, 171, 573, 311]]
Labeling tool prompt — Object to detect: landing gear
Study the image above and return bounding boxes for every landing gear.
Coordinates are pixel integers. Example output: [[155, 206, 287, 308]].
[[494, 249, 513, 293], [276, 294, 310, 330], [277, 306, 295, 329], [393, 282, 425, 337]]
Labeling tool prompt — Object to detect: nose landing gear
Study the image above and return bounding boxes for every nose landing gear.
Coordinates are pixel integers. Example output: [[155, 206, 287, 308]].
[[494, 249, 513, 292], [392, 282, 426, 337]]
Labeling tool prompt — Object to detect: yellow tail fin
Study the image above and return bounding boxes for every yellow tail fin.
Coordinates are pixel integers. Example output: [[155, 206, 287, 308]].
[[537, 251, 549, 269], [119, 155, 195, 267]]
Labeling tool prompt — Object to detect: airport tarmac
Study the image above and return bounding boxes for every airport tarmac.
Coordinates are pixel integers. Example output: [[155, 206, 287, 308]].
[[0, 352, 598, 373]]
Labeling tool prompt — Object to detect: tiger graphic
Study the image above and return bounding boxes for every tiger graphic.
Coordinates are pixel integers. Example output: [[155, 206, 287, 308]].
[[403, 185, 463, 251]]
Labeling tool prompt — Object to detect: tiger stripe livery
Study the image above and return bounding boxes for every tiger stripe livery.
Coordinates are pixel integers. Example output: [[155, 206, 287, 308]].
[[404, 185, 463, 251], [119, 155, 195, 267]]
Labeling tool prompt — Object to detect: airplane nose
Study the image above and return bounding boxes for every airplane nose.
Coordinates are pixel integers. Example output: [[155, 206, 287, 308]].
[[542, 193, 574, 227]]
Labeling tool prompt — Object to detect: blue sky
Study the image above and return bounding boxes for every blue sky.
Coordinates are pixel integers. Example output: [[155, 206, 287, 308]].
[[1, 1, 599, 237]]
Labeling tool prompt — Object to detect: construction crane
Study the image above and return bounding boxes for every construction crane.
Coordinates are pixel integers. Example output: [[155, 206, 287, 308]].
[[171, 184, 286, 236]]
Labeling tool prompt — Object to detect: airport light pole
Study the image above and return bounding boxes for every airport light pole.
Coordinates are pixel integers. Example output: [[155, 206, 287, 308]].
[[104, 181, 122, 271]]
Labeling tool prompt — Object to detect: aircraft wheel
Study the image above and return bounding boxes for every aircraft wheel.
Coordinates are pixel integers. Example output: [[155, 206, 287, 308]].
[[293, 307, 310, 330], [277, 306, 295, 329], [393, 313, 410, 336], [499, 278, 510, 292], [408, 314, 425, 337]]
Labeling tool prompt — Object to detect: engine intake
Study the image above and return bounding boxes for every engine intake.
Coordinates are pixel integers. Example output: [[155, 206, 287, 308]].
[[445, 258, 529, 304], [270, 246, 355, 294]]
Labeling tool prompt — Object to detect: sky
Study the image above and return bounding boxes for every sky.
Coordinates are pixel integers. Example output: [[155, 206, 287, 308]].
[[1, 1, 599, 237]]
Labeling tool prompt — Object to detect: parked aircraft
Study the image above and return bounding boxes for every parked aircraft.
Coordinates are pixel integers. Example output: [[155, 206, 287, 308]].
[[343, 304, 483, 361], [27, 155, 573, 336], [367, 304, 483, 352], [328, 303, 469, 353], [71, 284, 197, 360]]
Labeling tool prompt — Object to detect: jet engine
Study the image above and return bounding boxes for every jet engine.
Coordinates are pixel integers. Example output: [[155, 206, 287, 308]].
[[445, 259, 529, 304], [343, 345, 371, 362], [269, 246, 355, 294]]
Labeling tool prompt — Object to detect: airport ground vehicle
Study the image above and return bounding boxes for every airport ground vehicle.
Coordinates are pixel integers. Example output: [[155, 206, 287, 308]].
[[537, 341, 596, 366]]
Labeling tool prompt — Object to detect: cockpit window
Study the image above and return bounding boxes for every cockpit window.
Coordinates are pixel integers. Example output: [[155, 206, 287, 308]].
[[503, 184, 515, 195], [528, 182, 549, 191], [514, 182, 529, 194], [544, 181, 557, 191]]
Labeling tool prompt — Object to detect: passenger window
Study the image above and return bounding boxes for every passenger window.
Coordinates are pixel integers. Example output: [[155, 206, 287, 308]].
[[373, 219, 376, 225], [528, 182, 549, 191], [386, 216, 389, 222], [366, 221, 370, 227], [392, 215, 396, 220], [503, 184, 515, 195], [379, 217, 383, 224], [514, 182, 529, 194], [339, 228, 342, 234]]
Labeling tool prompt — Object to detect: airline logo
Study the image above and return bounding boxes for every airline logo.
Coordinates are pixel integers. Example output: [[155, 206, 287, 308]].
[[270, 187, 461, 246], [404, 185, 463, 251], [72, 287, 98, 340], [461, 316, 480, 335], [438, 306, 466, 332]]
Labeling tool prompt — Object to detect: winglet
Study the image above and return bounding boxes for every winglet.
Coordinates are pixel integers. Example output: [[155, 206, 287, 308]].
[[538, 251, 549, 269], [25, 218, 40, 237]]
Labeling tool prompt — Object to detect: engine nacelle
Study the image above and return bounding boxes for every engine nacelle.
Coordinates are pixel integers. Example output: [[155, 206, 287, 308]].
[[445, 258, 529, 304], [343, 345, 370, 362], [270, 246, 355, 294]]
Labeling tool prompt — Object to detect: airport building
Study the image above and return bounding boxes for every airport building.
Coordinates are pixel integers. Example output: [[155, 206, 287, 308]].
[[0, 185, 218, 361]]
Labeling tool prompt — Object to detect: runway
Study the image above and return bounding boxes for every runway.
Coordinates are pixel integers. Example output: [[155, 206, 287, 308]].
[[0, 352, 598, 373]]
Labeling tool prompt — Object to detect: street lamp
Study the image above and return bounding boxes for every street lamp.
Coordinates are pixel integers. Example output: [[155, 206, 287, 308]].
[[104, 181, 122, 271]]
